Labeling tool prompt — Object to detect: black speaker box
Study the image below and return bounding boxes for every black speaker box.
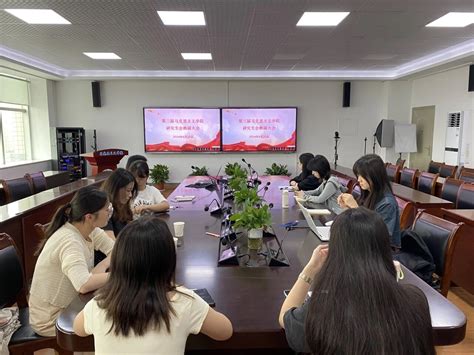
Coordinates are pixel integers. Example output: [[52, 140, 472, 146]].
[[469, 64, 474, 92], [91, 81, 101, 107], [343, 81, 351, 107]]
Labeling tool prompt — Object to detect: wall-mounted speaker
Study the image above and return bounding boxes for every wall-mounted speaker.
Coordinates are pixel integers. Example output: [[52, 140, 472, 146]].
[[375, 119, 394, 147], [343, 81, 351, 107], [468, 64, 474, 92], [91, 81, 101, 107]]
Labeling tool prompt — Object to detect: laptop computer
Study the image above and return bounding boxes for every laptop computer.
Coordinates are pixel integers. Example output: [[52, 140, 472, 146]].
[[294, 198, 331, 241]]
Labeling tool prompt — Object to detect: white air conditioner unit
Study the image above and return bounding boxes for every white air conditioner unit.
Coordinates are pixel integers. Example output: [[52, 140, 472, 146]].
[[444, 112, 463, 165]]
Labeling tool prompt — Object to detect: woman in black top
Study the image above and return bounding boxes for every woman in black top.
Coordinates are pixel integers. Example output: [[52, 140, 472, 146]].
[[290, 153, 321, 191]]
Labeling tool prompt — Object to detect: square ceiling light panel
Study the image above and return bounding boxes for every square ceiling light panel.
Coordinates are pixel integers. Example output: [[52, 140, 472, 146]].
[[83, 52, 122, 59], [426, 12, 474, 27], [4, 9, 71, 24], [297, 12, 350, 26], [157, 11, 205, 26], [181, 53, 212, 60]]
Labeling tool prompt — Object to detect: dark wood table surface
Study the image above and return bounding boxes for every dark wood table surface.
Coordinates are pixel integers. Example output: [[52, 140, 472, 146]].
[[0, 172, 111, 281], [56, 176, 467, 352]]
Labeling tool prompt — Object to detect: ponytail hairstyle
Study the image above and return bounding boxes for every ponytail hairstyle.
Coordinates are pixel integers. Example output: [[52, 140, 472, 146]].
[[37, 186, 108, 254], [298, 153, 315, 179], [102, 168, 137, 223], [96, 216, 177, 336], [352, 154, 392, 210]]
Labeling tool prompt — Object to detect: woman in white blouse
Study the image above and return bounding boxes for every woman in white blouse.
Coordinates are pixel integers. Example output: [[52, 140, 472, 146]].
[[29, 185, 114, 336]]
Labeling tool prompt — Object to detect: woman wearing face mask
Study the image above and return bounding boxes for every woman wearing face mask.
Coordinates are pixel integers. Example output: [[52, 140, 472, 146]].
[[290, 153, 321, 191], [295, 155, 346, 214], [337, 154, 401, 249], [29, 186, 114, 336]]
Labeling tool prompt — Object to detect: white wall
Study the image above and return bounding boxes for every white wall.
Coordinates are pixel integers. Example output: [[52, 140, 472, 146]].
[[53, 79, 410, 182], [0, 159, 52, 179], [411, 65, 474, 167]]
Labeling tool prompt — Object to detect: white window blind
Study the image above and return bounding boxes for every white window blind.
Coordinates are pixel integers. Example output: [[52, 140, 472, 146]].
[[0, 103, 31, 165]]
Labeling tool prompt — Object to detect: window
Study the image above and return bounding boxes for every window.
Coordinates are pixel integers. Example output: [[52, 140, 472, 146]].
[[0, 103, 31, 165]]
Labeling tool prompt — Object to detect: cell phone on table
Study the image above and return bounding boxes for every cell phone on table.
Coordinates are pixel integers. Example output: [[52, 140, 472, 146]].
[[193, 288, 216, 307]]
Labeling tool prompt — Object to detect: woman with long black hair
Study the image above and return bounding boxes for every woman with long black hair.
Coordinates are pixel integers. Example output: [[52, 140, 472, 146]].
[[290, 153, 321, 191], [279, 207, 434, 355], [338, 154, 401, 248], [73, 216, 233, 353]]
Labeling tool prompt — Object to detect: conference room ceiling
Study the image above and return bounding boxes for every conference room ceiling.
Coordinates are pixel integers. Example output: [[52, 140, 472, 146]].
[[0, 0, 473, 79]]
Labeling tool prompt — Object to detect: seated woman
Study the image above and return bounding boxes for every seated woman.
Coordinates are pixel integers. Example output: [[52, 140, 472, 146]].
[[29, 186, 114, 336], [73, 216, 233, 353], [290, 153, 321, 191], [125, 154, 147, 170], [338, 154, 401, 248], [279, 207, 434, 355], [129, 160, 170, 217], [102, 168, 137, 239], [296, 155, 345, 214]]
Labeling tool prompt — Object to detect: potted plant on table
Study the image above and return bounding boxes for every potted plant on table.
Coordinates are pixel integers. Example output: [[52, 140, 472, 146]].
[[230, 204, 272, 250], [265, 163, 290, 176], [150, 163, 169, 190]]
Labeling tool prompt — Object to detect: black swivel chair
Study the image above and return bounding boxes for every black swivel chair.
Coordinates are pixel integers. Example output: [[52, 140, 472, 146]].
[[0, 233, 72, 355]]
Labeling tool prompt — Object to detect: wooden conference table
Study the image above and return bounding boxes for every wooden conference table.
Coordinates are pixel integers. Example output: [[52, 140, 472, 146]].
[[0, 172, 111, 281], [56, 176, 466, 352]]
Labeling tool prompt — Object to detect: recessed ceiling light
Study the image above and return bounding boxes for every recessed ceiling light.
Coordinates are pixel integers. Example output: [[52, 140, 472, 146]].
[[157, 11, 205, 26], [4, 9, 71, 24], [426, 12, 474, 27], [297, 12, 350, 26], [83, 52, 121, 60], [181, 53, 212, 60]]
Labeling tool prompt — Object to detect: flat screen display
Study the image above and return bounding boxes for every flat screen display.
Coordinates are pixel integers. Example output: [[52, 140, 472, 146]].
[[144, 108, 221, 152], [221, 108, 297, 152]]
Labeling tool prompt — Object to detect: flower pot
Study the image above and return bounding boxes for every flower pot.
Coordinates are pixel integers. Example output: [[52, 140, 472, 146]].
[[154, 182, 165, 190], [247, 228, 263, 250]]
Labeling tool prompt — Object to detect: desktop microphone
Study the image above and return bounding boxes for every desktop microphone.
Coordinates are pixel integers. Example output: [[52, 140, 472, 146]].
[[257, 181, 271, 193], [242, 158, 261, 186], [204, 199, 227, 216]]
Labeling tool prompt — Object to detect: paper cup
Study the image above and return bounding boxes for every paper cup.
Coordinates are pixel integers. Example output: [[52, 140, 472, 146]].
[[173, 221, 185, 237], [173, 237, 178, 249]]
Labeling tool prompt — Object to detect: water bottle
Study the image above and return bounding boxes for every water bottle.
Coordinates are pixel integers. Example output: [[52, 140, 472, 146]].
[[282, 189, 289, 208]]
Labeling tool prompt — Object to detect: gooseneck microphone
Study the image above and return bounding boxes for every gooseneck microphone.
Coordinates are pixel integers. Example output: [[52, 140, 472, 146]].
[[204, 198, 228, 216], [242, 158, 261, 186]]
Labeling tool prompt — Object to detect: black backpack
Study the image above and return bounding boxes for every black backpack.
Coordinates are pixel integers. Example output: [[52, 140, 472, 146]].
[[393, 230, 436, 286]]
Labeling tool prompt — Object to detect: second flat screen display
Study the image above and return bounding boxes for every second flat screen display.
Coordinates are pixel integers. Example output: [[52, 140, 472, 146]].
[[222, 108, 297, 152]]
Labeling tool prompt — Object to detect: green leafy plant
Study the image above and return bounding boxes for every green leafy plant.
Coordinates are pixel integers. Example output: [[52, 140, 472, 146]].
[[225, 162, 243, 176], [190, 166, 209, 176], [234, 185, 261, 207], [228, 176, 247, 191], [230, 204, 272, 230], [227, 163, 248, 192], [265, 163, 290, 176], [149, 164, 169, 184]]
